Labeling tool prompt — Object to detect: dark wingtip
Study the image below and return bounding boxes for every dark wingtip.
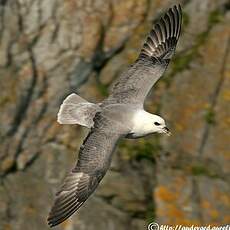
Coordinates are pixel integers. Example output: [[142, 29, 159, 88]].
[[139, 4, 183, 60], [47, 171, 91, 227], [47, 214, 58, 228]]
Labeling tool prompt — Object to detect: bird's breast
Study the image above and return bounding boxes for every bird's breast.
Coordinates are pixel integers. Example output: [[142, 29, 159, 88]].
[[125, 131, 150, 139], [130, 109, 154, 137]]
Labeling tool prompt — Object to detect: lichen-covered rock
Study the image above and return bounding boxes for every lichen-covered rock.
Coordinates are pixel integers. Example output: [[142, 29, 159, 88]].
[[156, 3, 230, 225], [0, 0, 229, 229]]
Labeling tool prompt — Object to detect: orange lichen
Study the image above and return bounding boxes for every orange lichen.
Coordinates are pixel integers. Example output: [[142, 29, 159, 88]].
[[209, 209, 219, 219], [223, 215, 230, 224], [3, 223, 12, 230], [155, 186, 177, 202], [222, 89, 230, 101], [201, 200, 211, 209], [167, 205, 185, 219]]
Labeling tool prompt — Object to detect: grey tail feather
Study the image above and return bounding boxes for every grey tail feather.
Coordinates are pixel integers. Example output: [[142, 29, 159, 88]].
[[61, 93, 88, 104], [139, 4, 182, 60], [57, 93, 101, 128]]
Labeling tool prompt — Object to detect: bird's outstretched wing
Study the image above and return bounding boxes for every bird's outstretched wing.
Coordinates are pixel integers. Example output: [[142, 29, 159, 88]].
[[47, 113, 124, 227], [104, 5, 182, 106]]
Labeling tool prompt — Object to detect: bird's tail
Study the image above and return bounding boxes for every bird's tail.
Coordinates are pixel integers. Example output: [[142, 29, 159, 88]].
[[57, 93, 101, 128], [139, 4, 182, 60]]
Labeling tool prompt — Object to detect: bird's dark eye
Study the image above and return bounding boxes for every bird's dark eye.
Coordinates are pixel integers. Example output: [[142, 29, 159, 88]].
[[154, 122, 160, 126]]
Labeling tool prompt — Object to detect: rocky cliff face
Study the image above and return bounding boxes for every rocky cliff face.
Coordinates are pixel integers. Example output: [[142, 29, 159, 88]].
[[0, 0, 229, 229]]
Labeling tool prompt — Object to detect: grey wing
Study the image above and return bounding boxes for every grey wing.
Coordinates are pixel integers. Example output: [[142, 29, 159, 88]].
[[47, 113, 122, 227], [105, 5, 182, 106]]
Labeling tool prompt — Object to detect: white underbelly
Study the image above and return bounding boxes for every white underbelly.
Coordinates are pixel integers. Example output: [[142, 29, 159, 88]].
[[126, 131, 151, 139]]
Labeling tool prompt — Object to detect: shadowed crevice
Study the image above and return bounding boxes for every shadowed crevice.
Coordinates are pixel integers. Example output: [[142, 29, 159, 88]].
[[6, 47, 38, 136]]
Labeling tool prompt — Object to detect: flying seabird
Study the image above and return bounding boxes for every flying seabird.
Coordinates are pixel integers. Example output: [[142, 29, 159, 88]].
[[48, 5, 182, 227]]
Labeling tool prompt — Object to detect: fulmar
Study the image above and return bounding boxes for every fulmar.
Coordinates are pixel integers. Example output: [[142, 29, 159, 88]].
[[48, 4, 182, 227]]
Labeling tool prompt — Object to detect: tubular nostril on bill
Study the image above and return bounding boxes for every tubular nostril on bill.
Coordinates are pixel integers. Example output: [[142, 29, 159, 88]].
[[163, 126, 171, 136], [164, 127, 169, 132]]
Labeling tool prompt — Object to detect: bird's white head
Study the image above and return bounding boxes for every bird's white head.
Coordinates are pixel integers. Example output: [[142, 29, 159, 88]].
[[131, 111, 171, 138], [150, 114, 171, 136]]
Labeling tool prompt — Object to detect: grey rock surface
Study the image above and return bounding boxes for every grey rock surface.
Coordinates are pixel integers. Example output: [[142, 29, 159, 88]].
[[0, 0, 229, 229]]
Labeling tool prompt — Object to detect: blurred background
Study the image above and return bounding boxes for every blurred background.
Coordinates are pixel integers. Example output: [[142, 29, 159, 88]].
[[0, 0, 229, 229]]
